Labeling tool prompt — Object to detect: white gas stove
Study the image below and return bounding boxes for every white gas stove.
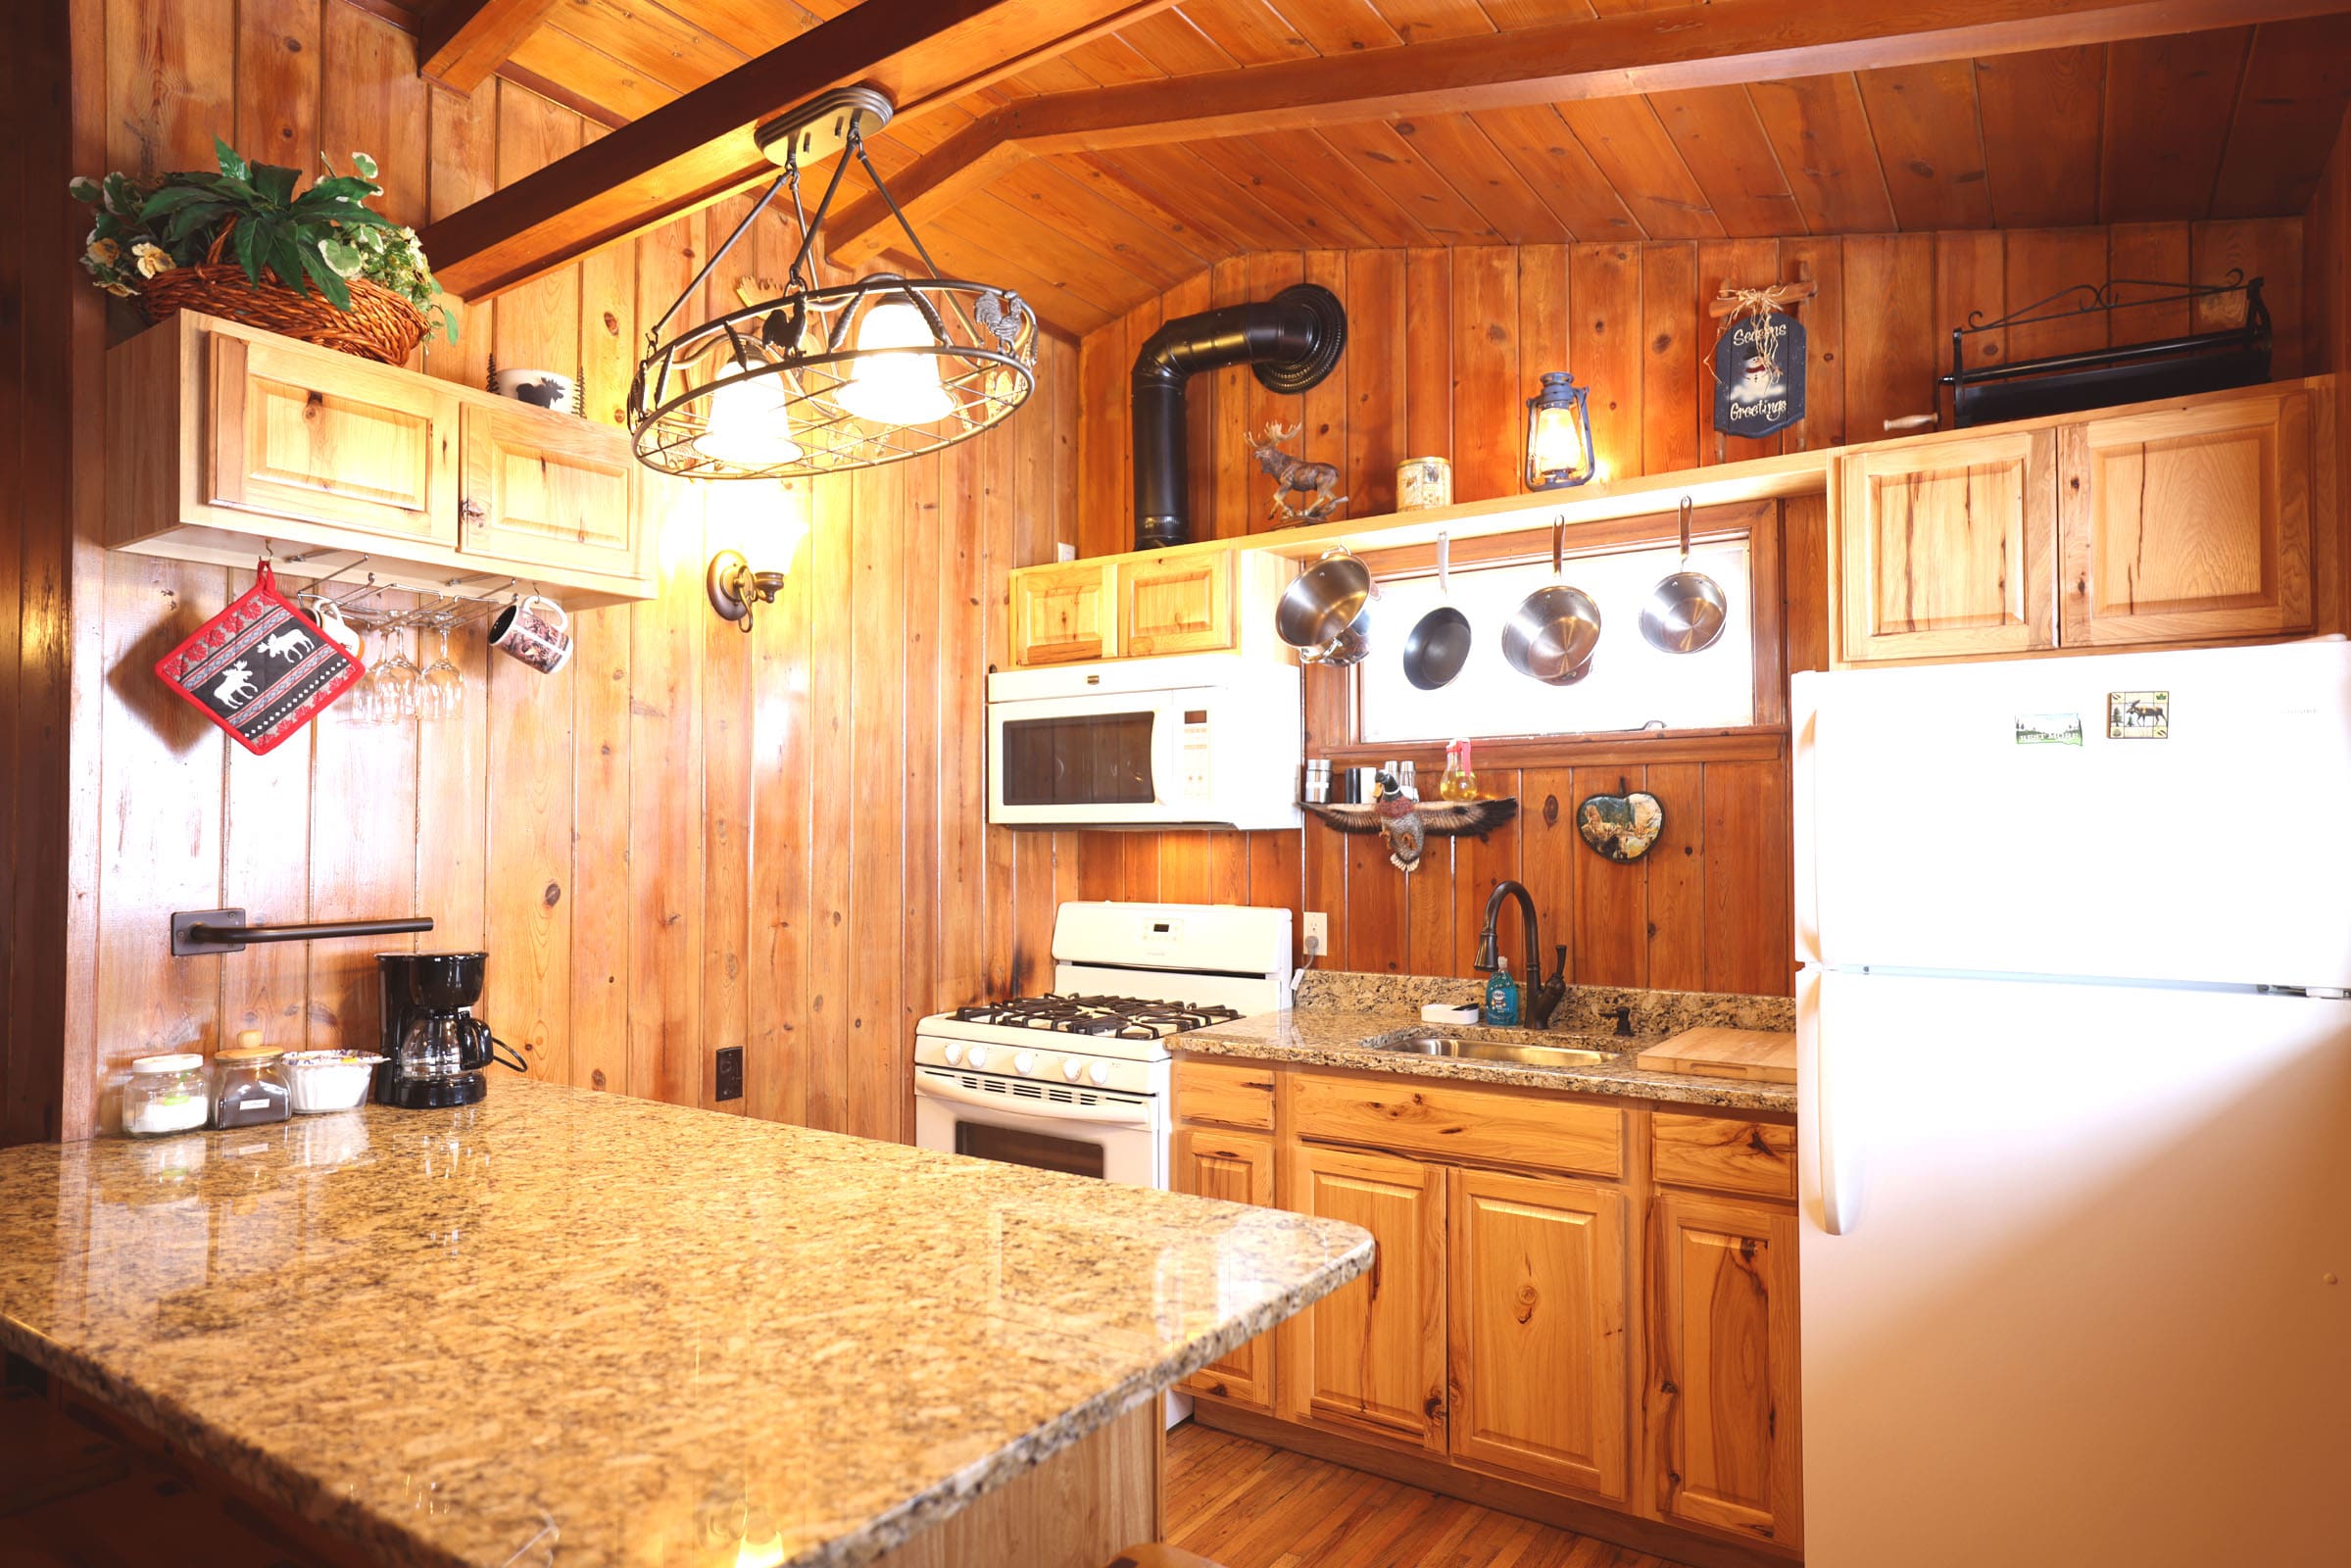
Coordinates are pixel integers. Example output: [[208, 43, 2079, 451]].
[[912, 902, 1292, 1183]]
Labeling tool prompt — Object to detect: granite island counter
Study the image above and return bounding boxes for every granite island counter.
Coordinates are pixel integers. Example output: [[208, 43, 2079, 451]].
[[0, 1079, 1373, 1568]]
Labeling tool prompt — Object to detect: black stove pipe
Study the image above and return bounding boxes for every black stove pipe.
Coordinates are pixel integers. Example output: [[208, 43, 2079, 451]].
[[1130, 282, 1347, 551]]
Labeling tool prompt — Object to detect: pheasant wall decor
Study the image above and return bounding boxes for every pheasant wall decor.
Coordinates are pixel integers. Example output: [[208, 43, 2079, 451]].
[[1302, 773, 1519, 874]]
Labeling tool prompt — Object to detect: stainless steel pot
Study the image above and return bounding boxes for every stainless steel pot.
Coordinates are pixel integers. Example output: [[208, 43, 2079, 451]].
[[1501, 520, 1602, 685], [1302, 606, 1371, 667], [1276, 547, 1374, 651], [1639, 496, 1729, 654]]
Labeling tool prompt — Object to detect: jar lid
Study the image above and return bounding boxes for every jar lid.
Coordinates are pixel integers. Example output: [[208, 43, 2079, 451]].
[[216, 1046, 285, 1062], [129, 1053, 205, 1074]]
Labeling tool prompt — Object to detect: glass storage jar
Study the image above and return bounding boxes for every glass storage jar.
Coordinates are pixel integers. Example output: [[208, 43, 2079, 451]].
[[212, 1034, 292, 1129], [122, 1053, 211, 1137]]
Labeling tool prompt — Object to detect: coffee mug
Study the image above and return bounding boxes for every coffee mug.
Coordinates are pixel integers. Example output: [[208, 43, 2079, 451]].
[[488, 595, 571, 675], [489, 368, 577, 413]]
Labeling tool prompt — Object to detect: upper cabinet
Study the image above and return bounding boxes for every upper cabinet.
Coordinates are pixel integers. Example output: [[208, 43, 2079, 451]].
[[1836, 428, 2055, 664], [2058, 392, 2312, 648], [107, 312, 655, 608], [1004, 545, 1288, 668], [1834, 382, 2323, 666]]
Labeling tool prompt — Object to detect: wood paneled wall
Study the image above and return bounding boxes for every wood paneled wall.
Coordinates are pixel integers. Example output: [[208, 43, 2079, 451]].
[[1051, 226, 2308, 1001], [41, 0, 1076, 1142], [2308, 109, 2351, 637]]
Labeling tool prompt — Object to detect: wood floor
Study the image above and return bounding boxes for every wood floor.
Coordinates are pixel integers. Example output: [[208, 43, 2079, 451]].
[[1164, 1422, 1686, 1568]]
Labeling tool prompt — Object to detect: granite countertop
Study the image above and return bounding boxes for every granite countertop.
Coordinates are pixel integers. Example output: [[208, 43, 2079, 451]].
[[1175, 1007, 1797, 1114], [0, 1080, 1372, 1568]]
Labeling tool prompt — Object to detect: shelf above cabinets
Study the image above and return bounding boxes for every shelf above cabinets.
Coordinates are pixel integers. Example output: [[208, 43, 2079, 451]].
[[106, 313, 656, 609]]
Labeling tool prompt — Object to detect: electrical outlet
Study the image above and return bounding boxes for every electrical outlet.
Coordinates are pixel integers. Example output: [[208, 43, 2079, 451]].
[[714, 1047, 744, 1102], [1302, 911, 1329, 957]]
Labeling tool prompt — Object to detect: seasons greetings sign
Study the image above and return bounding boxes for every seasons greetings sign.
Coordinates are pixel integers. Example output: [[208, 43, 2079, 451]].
[[1712, 309, 1805, 439]]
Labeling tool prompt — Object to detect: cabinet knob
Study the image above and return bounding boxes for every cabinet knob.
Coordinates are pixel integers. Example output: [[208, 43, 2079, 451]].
[[460, 498, 486, 521]]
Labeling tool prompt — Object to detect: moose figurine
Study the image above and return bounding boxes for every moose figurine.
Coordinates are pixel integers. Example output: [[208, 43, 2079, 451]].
[[1246, 421, 1348, 524]]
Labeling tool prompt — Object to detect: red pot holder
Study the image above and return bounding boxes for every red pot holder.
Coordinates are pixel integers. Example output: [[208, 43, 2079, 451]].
[[154, 563, 366, 755]]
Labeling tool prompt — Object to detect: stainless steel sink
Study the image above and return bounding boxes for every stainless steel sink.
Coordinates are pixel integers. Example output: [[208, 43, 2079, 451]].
[[1365, 1034, 1618, 1068]]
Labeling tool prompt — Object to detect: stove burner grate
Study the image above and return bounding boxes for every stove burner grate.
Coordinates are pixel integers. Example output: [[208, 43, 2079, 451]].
[[948, 993, 1245, 1039]]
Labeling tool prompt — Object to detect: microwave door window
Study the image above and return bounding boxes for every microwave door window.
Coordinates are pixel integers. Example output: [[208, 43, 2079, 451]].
[[1003, 712, 1156, 807]]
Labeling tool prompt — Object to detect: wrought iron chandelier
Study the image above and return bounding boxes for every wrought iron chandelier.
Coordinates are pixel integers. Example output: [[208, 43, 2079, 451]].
[[627, 87, 1039, 481]]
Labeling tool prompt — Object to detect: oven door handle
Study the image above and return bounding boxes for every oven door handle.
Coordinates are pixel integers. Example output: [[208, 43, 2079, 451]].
[[914, 1071, 1159, 1128]]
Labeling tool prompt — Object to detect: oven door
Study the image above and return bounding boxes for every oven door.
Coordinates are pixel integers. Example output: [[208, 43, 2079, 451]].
[[987, 690, 1196, 827], [913, 1068, 1166, 1189]]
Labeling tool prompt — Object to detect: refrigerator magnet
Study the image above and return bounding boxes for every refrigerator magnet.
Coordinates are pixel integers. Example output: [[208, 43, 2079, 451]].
[[2107, 691, 2170, 739], [2013, 712, 2082, 747]]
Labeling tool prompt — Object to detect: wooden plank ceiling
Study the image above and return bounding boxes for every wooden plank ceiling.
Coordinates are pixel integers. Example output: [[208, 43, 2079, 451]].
[[431, 0, 2351, 331]]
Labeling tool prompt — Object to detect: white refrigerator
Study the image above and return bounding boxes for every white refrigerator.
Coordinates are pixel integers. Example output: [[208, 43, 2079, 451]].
[[1792, 641, 2351, 1568]]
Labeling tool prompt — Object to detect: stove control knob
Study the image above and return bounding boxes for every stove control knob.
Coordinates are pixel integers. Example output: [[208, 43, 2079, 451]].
[[1061, 1058, 1085, 1082], [1012, 1051, 1038, 1076], [965, 1045, 991, 1071], [1087, 1061, 1113, 1087], [943, 1042, 965, 1067]]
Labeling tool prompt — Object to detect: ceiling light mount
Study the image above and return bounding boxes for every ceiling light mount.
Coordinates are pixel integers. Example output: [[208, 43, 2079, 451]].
[[627, 88, 1037, 483], [754, 86, 895, 171]]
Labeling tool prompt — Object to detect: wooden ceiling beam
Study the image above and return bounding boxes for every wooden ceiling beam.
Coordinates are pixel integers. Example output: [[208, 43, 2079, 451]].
[[416, 0, 563, 94], [1000, 0, 2351, 152], [418, 0, 1182, 301]]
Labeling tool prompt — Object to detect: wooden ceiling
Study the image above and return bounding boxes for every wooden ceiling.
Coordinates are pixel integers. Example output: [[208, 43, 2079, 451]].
[[422, 0, 2351, 332]]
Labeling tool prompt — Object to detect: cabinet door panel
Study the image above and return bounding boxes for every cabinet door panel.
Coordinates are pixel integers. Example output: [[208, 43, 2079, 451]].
[[1649, 1193, 1801, 1551], [1837, 430, 2054, 663], [1009, 563, 1117, 665], [2060, 391, 2311, 645], [1448, 1169, 1629, 1499], [1280, 1146, 1447, 1453], [207, 332, 458, 544], [1120, 551, 1234, 657], [460, 404, 638, 577], [1172, 1129, 1277, 1410]]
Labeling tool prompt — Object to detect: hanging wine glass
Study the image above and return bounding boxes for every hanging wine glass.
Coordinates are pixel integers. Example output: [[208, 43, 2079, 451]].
[[375, 628, 421, 721], [421, 620, 465, 720]]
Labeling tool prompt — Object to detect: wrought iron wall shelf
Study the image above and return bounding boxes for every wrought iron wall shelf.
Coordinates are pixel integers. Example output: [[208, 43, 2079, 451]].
[[1943, 272, 2271, 427]]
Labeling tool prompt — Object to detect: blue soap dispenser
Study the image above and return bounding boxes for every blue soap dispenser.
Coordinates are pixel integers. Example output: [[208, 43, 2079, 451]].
[[1483, 956, 1521, 1026]]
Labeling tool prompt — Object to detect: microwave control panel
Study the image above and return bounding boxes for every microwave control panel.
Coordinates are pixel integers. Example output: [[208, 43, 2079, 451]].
[[1180, 709, 1210, 800]]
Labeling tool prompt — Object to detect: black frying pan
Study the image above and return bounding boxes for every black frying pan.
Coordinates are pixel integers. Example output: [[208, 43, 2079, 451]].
[[1401, 531, 1472, 690]]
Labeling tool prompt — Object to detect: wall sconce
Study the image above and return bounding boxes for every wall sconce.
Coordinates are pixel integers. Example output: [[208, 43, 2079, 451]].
[[707, 551, 789, 632], [1525, 371, 1595, 491]]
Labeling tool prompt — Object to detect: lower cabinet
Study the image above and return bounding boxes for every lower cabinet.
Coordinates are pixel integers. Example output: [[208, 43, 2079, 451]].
[[1171, 1057, 1801, 1559], [1172, 1127, 1279, 1410], [1447, 1168, 1631, 1500], [1648, 1192, 1803, 1553], [1279, 1145, 1449, 1454]]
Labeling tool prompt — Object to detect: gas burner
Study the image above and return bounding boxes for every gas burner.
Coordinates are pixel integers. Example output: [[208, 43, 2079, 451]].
[[949, 993, 1246, 1039]]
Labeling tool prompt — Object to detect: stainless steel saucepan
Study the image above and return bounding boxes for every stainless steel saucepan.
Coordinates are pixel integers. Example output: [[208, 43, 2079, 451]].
[[1400, 531, 1471, 690], [1277, 547, 1373, 652], [1639, 496, 1728, 654], [1501, 520, 1601, 686]]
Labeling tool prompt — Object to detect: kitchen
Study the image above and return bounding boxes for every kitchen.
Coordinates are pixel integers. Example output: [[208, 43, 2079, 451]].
[[2, 0, 2348, 1565]]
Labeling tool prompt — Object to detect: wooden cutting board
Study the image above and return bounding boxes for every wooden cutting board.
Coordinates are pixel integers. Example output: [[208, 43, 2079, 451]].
[[1635, 1027, 1797, 1084]]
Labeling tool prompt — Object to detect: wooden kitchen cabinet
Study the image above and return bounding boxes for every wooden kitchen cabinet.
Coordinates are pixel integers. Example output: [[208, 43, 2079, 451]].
[[1835, 427, 2055, 663], [1171, 1127, 1280, 1411], [459, 402, 640, 578], [105, 311, 654, 608], [1118, 550, 1234, 656], [2057, 388, 2312, 647], [1279, 1144, 1448, 1454], [201, 327, 461, 547], [1007, 561, 1118, 665], [1647, 1192, 1802, 1552], [1446, 1168, 1630, 1500]]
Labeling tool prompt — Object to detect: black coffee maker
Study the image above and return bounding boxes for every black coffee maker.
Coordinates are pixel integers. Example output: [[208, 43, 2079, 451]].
[[374, 952, 526, 1109]]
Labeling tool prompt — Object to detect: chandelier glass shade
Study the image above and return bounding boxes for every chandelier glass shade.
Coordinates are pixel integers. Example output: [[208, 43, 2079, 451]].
[[627, 90, 1038, 481]]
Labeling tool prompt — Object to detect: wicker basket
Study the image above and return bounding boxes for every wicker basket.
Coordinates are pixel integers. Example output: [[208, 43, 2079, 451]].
[[139, 222, 428, 366]]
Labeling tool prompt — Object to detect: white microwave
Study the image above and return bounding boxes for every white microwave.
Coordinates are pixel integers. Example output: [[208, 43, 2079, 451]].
[[987, 654, 1301, 830]]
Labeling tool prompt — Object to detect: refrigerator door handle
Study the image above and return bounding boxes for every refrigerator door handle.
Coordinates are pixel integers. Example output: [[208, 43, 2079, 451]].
[[1803, 966, 1852, 1236]]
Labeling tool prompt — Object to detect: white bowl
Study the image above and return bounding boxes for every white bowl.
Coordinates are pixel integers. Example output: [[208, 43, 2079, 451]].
[[283, 1051, 384, 1114]]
